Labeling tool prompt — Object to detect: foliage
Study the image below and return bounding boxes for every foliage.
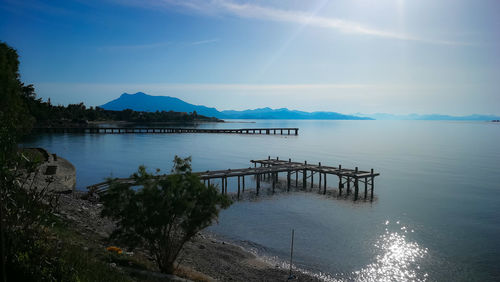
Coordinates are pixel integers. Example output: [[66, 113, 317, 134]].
[[0, 41, 65, 282], [22, 95, 220, 127], [101, 156, 232, 274]]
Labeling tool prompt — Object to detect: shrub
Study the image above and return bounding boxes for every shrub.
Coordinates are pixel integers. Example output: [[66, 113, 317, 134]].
[[101, 156, 232, 274]]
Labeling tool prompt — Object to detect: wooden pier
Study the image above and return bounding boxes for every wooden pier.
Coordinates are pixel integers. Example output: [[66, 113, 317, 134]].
[[34, 127, 299, 135], [88, 157, 380, 201]]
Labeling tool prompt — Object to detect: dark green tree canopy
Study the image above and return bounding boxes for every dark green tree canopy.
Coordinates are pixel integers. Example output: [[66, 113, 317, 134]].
[[101, 156, 232, 274]]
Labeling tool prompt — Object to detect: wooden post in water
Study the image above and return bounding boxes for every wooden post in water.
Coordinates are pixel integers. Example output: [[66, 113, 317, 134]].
[[370, 169, 374, 201], [302, 161, 307, 189], [272, 172, 276, 193], [318, 162, 322, 192], [221, 177, 225, 194], [323, 173, 327, 194], [310, 171, 314, 189], [242, 176, 245, 192], [354, 167, 359, 201], [338, 176, 343, 196], [287, 170, 291, 192], [347, 176, 351, 196], [354, 178, 359, 201], [295, 170, 298, 187], [364, 178, 368, 199], [256, 173, 260, 195], [225, 177, 228, 195], [237, 176, 241, 200]]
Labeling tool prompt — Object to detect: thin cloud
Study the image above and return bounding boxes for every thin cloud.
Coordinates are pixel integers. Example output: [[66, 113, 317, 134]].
[[99, 38, 218, 51], [123, 0, 467, 45], [189, 38, 219, 45], [98, 41, 172, 51]]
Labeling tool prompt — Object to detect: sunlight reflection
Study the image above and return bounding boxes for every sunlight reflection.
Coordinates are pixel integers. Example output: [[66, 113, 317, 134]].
[[353, 224, 428, 282]]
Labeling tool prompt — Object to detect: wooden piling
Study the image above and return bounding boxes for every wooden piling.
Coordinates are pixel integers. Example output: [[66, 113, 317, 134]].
[[272, 172, 276, 193], [354, 178, 359, 201], [237, 176, 241, 200], [256, 174, 260, 195], [318, 162, 322, 192], [323, 173, 327, 194], [302, 161, 307, 189], [347, 176, 351, 196], [319, 172, 322, 192], [338, 176, 343, 196], [221, 177, 225, 194], [370, 168, 374, 201], [287, 170, 291, 191], [364, 178, 368, 199], [354, 167, 359, 201]]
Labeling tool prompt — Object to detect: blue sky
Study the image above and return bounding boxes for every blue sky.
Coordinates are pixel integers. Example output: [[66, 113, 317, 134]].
[[1, 0, 499, 115]]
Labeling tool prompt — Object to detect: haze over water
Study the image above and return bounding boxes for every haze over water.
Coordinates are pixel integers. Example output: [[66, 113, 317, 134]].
[[23, 120, 500, 281]]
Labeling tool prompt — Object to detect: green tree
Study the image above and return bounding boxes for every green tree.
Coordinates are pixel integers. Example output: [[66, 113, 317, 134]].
[[1, 42, 59, 281], [100, 156, 232, 274]]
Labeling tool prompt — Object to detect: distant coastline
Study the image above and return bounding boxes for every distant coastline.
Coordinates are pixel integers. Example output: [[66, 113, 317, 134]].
[[100, 92, 372, 120]]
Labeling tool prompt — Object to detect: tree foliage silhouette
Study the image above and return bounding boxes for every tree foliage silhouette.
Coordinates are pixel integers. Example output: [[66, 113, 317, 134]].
[[101, 156, 232, 274]]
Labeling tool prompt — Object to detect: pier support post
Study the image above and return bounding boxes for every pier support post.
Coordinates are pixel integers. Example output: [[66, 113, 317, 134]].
[[272, 172, 276, 193], [364, 178, 368, 199], [295, 170, 298, 187], [338, 176, 343, 196], [221, 178, 225, 194], [370, 169, 374, 201], [318, 162, 322, 192], [242, 176, 245, 192], [225, 177, 228, 195], [319, 172, 322, 193], [302, 161, 307, 190], [287, 171, 291, 192], [256, 174, 260, 195], [354, 167, 359, 201], [347, 177, 351, 196], [238, 176, 241, 200], [310, 171, 314, 189], [354, 178, 359, 201], [323, 173, 327, 194]]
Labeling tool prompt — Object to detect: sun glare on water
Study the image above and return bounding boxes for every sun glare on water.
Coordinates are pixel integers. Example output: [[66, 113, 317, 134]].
[[353, 222, 428, 282]]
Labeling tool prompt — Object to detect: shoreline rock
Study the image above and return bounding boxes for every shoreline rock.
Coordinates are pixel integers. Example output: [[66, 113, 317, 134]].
[[23, 147, 76, 193]]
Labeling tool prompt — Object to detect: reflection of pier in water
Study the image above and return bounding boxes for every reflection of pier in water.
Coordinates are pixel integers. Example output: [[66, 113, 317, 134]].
[[88, 157, 380, 202]]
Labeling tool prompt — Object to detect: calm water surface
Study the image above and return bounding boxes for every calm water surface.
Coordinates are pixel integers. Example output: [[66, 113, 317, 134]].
[[23, 120, 500, 281]]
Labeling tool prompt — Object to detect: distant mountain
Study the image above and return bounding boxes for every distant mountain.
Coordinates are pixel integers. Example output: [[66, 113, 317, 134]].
[[219, 108, 370, 119], [100, 92, 220, 117], [100, 92, 371, 120], [356, 113, 500, 121]]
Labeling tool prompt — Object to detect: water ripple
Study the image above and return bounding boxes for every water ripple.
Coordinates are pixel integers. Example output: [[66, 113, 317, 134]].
[[352, 226, 428, 282]]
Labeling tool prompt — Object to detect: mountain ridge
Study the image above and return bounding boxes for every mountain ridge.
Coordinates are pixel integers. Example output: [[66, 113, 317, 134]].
[[100, 92, 372, 120]]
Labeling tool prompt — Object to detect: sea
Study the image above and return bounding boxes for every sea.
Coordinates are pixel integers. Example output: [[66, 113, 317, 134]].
[[22, 120, 500, 281]]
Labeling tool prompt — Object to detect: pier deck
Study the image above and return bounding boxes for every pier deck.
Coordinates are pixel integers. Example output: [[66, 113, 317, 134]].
[[34, 127, 299, 135], [88, 157, 380, 201]]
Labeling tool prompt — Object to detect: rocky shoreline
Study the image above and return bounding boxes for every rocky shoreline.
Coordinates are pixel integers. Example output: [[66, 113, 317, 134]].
[[29, 147, 321, 281], [57, 191, 321, 281]]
